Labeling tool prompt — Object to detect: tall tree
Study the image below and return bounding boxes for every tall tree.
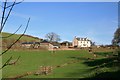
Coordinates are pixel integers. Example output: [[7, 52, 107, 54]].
[[45, 32, 61, 42], [112, 27, 120, 46]]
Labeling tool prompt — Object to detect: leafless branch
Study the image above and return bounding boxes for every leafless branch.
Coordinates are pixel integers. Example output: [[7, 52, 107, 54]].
[[0, 0, 24, 8], [0, 25, 22, 38], [0, 0, 7, 32], [0, 56, 20, 69], [0, 56, 12, 69], [7, 56, 21, 65], [0, 0, 16, 32], [0, 0, 30, 70], [0, 18, 30, 56], [5, 0, 24, 9]]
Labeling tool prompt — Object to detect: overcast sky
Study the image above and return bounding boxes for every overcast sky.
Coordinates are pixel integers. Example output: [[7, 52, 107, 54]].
[[1, 2, 118, 45]]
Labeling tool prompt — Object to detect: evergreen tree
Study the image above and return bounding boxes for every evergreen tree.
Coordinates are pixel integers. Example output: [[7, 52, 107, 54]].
[[112, 27, 120, 46]]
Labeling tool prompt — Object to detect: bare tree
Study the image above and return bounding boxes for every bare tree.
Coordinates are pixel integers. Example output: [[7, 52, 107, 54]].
[[45, 32, 61, 43], [0, 0, 30, 69]]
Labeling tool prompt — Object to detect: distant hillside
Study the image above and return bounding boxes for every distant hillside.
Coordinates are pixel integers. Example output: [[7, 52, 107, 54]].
[[2, 32, 42, 42]]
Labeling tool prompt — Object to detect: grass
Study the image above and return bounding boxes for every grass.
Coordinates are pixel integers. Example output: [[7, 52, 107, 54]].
[[2, 32, 40, 42], [94, 52, 113, 57], [2, 49, 119, 78]]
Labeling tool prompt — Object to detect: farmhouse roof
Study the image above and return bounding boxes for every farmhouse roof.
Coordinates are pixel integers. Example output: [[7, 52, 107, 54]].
[[75, 37, 91, 41]]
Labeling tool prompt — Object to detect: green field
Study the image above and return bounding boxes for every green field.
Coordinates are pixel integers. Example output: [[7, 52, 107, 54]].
[[2, 50, 120, 78]]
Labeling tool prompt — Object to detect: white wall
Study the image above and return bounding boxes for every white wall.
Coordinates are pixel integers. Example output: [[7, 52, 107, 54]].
[[78, 41, 91, 47]]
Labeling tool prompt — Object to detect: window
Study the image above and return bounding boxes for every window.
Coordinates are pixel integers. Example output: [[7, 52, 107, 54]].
[[83, 44, 86, 46]]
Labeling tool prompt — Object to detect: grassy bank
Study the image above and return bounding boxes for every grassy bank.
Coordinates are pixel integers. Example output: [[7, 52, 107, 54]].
[[2, 50, 119, 78]]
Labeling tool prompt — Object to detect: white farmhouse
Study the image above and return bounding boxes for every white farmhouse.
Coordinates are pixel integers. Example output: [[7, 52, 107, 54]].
[[72, 36, 92, 47]]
